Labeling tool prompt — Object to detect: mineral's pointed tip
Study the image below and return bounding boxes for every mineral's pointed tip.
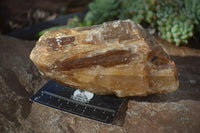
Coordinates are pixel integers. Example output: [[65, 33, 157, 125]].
[[30, 20, 179, 97]]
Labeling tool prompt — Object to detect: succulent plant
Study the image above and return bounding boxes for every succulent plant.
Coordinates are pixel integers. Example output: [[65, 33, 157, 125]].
[[119, 0, 156, 25], [156, 0, 200, 45], [83, 0, 120, 26], [118, 0, 198, 46], [155, 0, 194, 46], [182, 0, 200, 34], [39, 0, 200, 46]]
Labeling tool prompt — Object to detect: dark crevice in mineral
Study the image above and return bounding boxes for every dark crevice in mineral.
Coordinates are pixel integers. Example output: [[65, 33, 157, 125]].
[[54, 49, 136, 71]]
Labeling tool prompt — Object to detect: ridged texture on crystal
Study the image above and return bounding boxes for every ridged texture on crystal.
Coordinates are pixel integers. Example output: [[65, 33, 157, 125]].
[[30, 20, 179, 97]]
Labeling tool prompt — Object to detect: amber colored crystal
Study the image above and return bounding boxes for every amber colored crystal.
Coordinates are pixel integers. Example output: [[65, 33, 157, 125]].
[[30, 20, 179, 97]]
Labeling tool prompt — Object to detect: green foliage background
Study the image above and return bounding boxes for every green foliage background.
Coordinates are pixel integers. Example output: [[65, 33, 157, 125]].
[[40, 0, 200, 46]]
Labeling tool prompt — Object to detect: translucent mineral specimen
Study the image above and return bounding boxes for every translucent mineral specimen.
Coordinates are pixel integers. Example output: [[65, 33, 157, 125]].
[[30, 20, 179, 97]]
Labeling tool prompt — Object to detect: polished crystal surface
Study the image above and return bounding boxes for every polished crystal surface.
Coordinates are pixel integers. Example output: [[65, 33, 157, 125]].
[[30, 20, 179, 97]]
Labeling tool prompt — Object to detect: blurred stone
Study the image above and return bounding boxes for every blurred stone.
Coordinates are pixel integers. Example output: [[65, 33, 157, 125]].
[[30, 20, 179, 97], [155, 36, 200, 57], [0, 35, 47, 133]]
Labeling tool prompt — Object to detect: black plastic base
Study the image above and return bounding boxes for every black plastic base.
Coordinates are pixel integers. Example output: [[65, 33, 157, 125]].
[[30, 80, 125, 124]]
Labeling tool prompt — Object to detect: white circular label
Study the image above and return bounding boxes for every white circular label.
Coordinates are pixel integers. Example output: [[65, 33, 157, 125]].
[[71, 90, 94, 103]]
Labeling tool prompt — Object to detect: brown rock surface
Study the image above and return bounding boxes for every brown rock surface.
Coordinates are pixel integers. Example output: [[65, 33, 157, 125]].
[[0, 35, 200, 133], [0, 35, 47, 133], [30, 20, 178, 97]]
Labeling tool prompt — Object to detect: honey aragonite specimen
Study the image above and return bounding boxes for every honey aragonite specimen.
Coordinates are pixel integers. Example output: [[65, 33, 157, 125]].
[[30, 20, 179, 97]]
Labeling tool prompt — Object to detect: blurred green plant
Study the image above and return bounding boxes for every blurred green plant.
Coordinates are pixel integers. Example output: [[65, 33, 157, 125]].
[[38, 25, 70, 37], [82, 0, 120, 26], [39, 0, 200, 46], [182, 0, 200, 34], [154, 0, 194, 45], [37, 16, 81, 37], [119, 0, 156, 25], [118, 0, 199, 46]]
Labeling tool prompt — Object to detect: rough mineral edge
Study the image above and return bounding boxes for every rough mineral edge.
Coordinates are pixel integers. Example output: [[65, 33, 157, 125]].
[[30, 19, 179, 97]]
